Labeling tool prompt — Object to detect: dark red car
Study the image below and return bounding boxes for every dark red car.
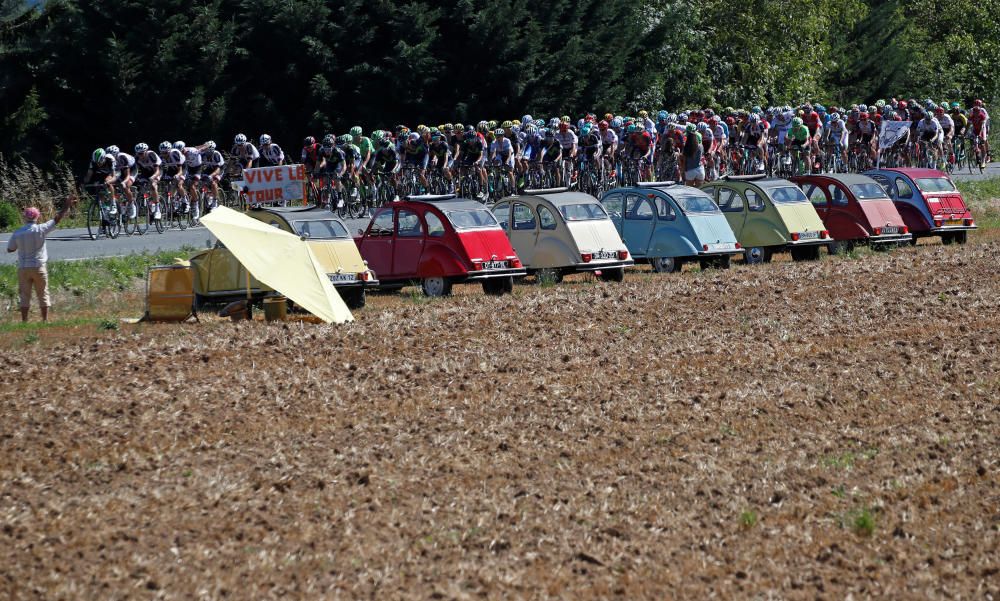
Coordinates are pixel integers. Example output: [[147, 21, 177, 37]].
[[865, 168, 976, 244], [355, 195, 526, 296], [789, 173, 912, 252]]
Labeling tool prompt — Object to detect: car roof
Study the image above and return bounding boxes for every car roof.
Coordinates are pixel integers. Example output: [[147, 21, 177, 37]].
[[249, 205, 343, 221], [405, 197, 488, 212], [608, 184, 712, 199], [793, 173, 880, 186], [869, 167, 946, 179], [704, 176, 794, 191], [510, 191, 601, 207]]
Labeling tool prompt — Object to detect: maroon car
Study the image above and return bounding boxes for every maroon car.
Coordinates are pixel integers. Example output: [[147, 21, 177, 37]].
[[865, 168, 976, 244], [790, 173, 911, 252]]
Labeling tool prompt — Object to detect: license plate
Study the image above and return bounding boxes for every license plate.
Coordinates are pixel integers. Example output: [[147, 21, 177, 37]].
[[329, 273, 356, 283], [945, 219, 964, 226], [706, 242, 737, 251], [797, 231, 820, 240], [592, 250, 618, 260], [879, 226, 900, 234], [482, 260, 509, 269]]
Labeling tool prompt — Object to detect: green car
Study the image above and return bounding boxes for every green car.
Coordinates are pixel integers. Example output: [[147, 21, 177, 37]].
[[701, 176, 832, 263]]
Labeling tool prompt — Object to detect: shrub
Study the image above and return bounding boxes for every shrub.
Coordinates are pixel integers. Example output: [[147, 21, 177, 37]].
[[0, 202, 20, 229]]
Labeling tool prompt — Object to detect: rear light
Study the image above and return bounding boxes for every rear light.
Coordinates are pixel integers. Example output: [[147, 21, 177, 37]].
[[735, 242, 741, 249], [472, 261, 483, 271], [901, 226, 909, 234], [510, 257, 522, 268], [934, 219, 943, 227], [964, 218, 973, 226], [820, 230, 829, 239], [617, 250, 629, 260], [790, 233, 800, 241], [581, 253, 592, 263], [702, 244, 709, 251], [873, 227, 882, 236], [359, 271, 370, 281]]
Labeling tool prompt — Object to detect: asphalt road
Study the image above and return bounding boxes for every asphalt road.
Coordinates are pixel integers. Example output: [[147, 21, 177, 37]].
[[3, 163, 997, 264]]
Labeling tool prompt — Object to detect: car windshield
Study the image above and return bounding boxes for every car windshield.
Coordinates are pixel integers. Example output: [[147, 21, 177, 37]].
[[850, 183, 890, 200], [768, 186, 810, 204], [559, 203, 609, 221], [915, 177, 957, 193], [443, 209, 499, 230], [291, 219, 350, 239], [674, 193, 720, 214]]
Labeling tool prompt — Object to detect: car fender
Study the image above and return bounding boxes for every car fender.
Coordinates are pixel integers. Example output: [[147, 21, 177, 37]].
[[418, 244, 467, 278], [648, 230, 699, 258], [894, 201, 931, 233], [824, 213, 869, 240], [532, 235, 578, 268]]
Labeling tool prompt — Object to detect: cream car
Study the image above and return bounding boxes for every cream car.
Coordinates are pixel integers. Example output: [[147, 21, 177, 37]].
[[492, 189, 633, 282]]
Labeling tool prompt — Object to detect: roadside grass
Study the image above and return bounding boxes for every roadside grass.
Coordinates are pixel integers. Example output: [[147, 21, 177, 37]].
[[956, 178, 1000, 239]]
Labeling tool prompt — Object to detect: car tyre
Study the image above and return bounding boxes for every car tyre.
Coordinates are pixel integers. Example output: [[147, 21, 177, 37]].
[[829, 240, 853, 255], [598, 267, 625, 282], [791, 246, 821, 261], [535, 268, 563, 284], [421, 277, 452, 297], [343, 288, 366, 309], [650, 256, 681, 273], [954, 230, 968, 245], [482, 276, 514, 296], [941, 232, 955, 245], [744, 246, 769, 265]]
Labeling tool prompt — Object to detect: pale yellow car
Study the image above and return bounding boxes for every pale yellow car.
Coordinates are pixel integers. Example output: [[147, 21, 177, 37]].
[[190, 206, 377, 309], [492, 190, 633, 282]]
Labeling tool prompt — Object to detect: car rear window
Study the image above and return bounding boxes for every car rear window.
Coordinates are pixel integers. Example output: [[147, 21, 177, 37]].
[[850, 183, 889, 200], [915, 178, 957, 193], [768, 186, 810, 204], [559, 203, 609, 221], [442, 209, 499, 230], [291, 219, 350, 239], [673, 193, 720, 214]]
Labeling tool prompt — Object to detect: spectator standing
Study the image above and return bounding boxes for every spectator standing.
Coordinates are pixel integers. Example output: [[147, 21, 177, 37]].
[[6, 197, 76, 322]]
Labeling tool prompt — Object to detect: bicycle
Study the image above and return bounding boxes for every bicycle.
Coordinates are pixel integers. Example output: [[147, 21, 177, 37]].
[[121, 179, 152, 236], [372, 169, 397, 206], [396, 166, 424, 199], [160, 176, 188, 231], [577, 157, 603, 196], [969, 135, 987, 173], [456, 165, 485, 201], [84, 183, 121, 240]]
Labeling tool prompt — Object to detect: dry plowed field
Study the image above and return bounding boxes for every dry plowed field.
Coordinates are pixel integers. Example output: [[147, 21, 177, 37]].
[[3, 242, 999, 600]]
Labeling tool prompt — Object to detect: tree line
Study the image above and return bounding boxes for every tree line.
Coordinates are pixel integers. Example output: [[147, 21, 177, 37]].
[[1, 0, 997, 172]]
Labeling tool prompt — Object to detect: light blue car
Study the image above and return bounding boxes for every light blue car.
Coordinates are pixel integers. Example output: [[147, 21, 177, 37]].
[[600, 182, 742, 272]]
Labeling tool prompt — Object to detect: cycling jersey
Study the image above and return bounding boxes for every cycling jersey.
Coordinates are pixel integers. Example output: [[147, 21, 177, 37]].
[[827, 121, 848, 146], [523, 132, 543, 160], [372, 146, 398, 172], [490, 138, 514, 165], [938, 114, 955, 132], [135, 150, 161, 173], [578, 133, 602, 157], [787, 124, 810, 145], [460, 137, 485, 163], [802, 111, 822, 136], [555, 130, 578, 152], [340, 144, 362, 169], [183, 147, 202, 168], [970, 108, 990, 135], [114, 152, 136, 173], [260, 143, 284, 166], [540, 139, 562, 162], [302, 143, 321, 168], [319, 145, 346, 174], [917, 118, 942, 140], [231, 142, 260, 167], [600, 129, 618, 148], [630, 131, 652, 156], [428, 141, 450, 167], [856, 120, 877, 137], [402, 142, 429, 168], [160, 149, 185, 177], [951, 112, 968, 134], [88, 156, 118, 180], [354, 136, 374, 161], [201, 150, 224, 172]]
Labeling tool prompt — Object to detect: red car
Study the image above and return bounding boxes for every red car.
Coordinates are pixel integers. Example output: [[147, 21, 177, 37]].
[[789, 173, 912, 252], [865, 168, 976, 244], [355, 195, 526, 296]]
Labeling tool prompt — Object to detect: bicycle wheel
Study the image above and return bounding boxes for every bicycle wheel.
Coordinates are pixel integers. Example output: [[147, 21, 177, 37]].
[[104, 202, 121, 239], [122, 200, 138, 236], [86, 200, 104, 240]]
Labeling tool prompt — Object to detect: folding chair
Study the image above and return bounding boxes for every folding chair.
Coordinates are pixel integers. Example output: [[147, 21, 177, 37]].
[[141, 265, 199, 322]]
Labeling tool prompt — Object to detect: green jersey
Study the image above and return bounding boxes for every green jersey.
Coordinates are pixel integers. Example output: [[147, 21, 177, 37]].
[[788, 124, 810, 143], [354, 136, 374, 159]]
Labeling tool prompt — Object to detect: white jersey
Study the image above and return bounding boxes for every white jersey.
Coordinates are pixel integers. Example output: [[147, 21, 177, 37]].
[[201, 149, 224, 169], [774, 111, 794, 143], [642, 117, 656, 135], [136, 150, 161, 170], [490, 138, 514, 164], [712, 124, 727, 142], [938, 113, 954, 131], [260, 143, 284, 165], [114, 152, 135, 170], [555, 130, 578, 151], [827, 120, 849, 146], [917, 117, 941, 135], [183, 147, 202, 168], [232, 142, 260, 162], [161, 149, 185, 167], [600, 128, 618, 146]]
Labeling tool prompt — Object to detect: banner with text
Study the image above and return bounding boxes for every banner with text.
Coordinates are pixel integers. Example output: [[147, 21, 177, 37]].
[[879, 121, 911, 150], [241, 164, 307, 204]]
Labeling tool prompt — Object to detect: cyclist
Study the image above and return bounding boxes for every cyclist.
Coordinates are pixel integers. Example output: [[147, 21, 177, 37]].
[[174, 141, 202, 216], [680, 123, 704, 186], [82, 148, 120, 207], [157, 141, 186, 213], [916, 111, 944, 168], [106, 145, 137, 208], [258, 134, 285, 166], [337, 134, 363, 200], [950, 102, 968, 137], [696, 121, 716, 180], [401, 131, 430, 190], [231, 133, 259, 172], [133, 142, 162, 215], [785, 117, 811, 171], [428, 130, 452, 187], [577, 123, 603, 173], [598, 120, 618, 170], [936, 107, 955, 162], [855, 112, 878, 166], [712, 115, 729, 163], [555, 120, 578, 181], [825, 113, 849, 168], [318, 135, 347, 207], [200, 141, 224, 212], [459, 128, 487, 191], [969, 100, 991, 166], [372, 133, 400, 177], [539, 129, 564, 185], [802, 104, 824, 169], [489, 128, 516, 192]]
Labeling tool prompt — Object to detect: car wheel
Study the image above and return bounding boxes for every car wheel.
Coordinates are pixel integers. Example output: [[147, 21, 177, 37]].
[[421, 276, 452, 297], [829, 240, 852, 255], [650, 256, 680, 273], [343, 288, 366, 309], [535, 268, 563, 285], [790, 246, 818, 261], [598, 267, 625, 282], [954, 230, 968, 245], [744, 246, 767, 265], [908, 236, 918, 246], [482, 276, 514, 296], [941, 232, 955, 245]]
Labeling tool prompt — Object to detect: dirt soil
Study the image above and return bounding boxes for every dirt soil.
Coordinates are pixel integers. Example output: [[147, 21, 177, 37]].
[[2, 241, 999, 600]]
